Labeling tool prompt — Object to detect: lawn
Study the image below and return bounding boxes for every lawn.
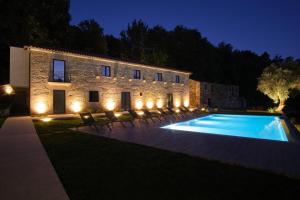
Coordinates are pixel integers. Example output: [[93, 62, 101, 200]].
[[35, 119, 300, 200], [0, 117, 6, 127]]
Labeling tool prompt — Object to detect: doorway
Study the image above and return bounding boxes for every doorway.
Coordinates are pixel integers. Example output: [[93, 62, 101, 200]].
[[121, 92, 131, 111], [53, 90, 65, 114], [167, 93, 173, 108]]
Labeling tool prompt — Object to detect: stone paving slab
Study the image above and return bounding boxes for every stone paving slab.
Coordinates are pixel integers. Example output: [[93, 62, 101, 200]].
[[0, 117, 69, 200], [77, 115, 300, 178]]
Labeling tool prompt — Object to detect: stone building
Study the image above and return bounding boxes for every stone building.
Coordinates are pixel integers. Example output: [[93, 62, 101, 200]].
[[9, 46, 191, 115], [189, 80, 244, 109]]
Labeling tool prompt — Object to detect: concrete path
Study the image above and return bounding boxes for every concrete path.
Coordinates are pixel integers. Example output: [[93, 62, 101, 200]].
[[77, 115, 300, 178], [0, 117, 69, 200]]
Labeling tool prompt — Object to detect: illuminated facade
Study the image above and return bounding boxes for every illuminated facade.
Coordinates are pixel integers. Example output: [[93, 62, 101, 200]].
[[9, 46, 191, 115]]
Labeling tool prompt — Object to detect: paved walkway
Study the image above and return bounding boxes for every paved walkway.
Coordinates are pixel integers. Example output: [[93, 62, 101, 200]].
[[77, 115, 300, 178], [0, 117, 69, 200]]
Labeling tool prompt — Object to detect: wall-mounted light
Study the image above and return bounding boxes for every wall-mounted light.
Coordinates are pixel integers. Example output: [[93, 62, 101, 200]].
[[135, 100, 143, 110], [71, 101, 82, 113], [4, 84, 13, 95], [183, 99, 189, 107], [156, 100, 163, 108], [106, 100, 116, 111], [35, 101, 47, 114], [175, 100, 181, 108], [146, 101, 154, 109]]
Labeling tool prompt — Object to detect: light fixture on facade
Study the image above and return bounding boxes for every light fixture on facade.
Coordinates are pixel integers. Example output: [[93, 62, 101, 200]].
[[71, 101, 82, 113], [96, 76, 100, 79], [106, 100, 116, 111], [183, 99, 189, 107], [156, 100, 163, 108], [174, 100, 181, 108], [146, 101, 154, 109], [135, 100, 143, 110], [164, 82, 167, 85], [4, 85, 13, 95], [35, 101, 47, 114], [129, 79, 132, 82]]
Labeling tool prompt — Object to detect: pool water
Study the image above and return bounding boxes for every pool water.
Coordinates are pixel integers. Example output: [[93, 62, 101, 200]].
[[162, 114, 288, 142]]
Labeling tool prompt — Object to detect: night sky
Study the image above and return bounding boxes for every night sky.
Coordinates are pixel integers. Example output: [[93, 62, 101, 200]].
[[70, 0, 300, 58]]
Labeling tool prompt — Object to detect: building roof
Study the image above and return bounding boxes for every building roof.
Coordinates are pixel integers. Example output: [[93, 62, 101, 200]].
[[24, 46, 192, 75]]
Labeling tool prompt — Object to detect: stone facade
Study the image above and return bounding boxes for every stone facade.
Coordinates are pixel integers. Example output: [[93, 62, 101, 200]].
[[26, 47, 190, 114], [200, 81, 242, 109], [189, 80, 243, 109], [189, 80, 200, 108]]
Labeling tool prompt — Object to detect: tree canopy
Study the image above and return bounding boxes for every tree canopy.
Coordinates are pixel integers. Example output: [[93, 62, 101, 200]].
[[0, 0, 299, 108]]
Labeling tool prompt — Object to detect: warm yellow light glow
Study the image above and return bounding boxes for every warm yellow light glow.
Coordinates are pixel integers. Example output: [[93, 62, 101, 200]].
[[174, 100, 181, 108], [175, 109, 180, 113], [4, 85, 13, 94], [115, 113, 121, 117], [143, 80, 146, 83], [153, 81, 156, 84], [96, 76, 100, 79], [156, 100, 163, 108], [35, 102, 47, 114], [129, 79, 132, 82], [71, 101, 82, 113], [189, 108, 194, 112], [137, 111, 144, 115], [183, 100, 189, 107], [164, 82, 167, 85], [106, 100, 116, 111], [201, 107, 206, 111], [135, 100, 143, 110], [83, 115, 90, 119], [146, 101, 154, 109], [41, 117, 52, 122]]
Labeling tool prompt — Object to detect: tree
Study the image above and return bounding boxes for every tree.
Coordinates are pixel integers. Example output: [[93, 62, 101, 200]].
[[68, 20, 107, 54], [257, 63, 300, 111]]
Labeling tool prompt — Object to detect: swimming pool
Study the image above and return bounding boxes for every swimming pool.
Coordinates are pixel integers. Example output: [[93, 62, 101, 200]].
[[162, 114, 288, 142]]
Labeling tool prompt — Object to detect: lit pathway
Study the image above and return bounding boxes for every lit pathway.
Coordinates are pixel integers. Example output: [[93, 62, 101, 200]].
[[0, 117, 69, 200], [77, 115, 300, 178]]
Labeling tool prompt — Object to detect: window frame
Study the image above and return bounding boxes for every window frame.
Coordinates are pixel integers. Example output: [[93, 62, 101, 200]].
[[52, 59, 66, 82], [156, 73, 163, 81], [175, 75, 180, 83], [89, 91, 99, 102], [101, 65, 111, 77], [133, 69, 141, 79]]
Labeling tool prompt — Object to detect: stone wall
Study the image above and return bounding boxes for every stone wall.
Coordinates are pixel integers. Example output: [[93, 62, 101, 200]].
[[200, 82, 242, 109], [189, 80, 200, 107], [29, 48, 190, 114]]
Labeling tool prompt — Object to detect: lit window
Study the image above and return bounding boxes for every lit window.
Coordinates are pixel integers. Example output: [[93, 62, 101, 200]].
[[53, 60, 65, 82], [133, 70, 141, 79], [89, 91, 99, 102], [175, 75, 180, 83], [156, 73, 163, 81], [101, 65, 111, 77]]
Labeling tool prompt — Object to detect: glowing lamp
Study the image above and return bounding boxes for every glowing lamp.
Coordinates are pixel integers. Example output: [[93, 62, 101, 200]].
[[146, 101, 154, 109], [175, 109, 180, 113], [137, 111, 144, 115], [41, 117, 52, 122], [183, 100, 189, 107], [201, 107, 206, 111], [4, 85, 13, 95], [115, 113, 121, 117], [36, 102, 47, 114], [175, 100, 181, 108], [135, 100, 143, 110], [156, 100, 163, 108], [71, 101, 81, 113], [106, 100, 116, 111]]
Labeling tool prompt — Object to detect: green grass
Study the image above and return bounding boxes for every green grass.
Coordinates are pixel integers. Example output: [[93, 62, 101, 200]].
[[35, 119, 300, 200], [0, 117, 6, 127]]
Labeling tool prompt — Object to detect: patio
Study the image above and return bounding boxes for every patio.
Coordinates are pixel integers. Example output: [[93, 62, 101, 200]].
[[76, 114, 300, 178]]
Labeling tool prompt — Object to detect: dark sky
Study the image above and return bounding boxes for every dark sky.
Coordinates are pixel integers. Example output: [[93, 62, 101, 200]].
[[70, 0, 300, 58]]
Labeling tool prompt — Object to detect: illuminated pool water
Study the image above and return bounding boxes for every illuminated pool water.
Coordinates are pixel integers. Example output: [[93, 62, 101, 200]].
[[162, 114, 288, 142]]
